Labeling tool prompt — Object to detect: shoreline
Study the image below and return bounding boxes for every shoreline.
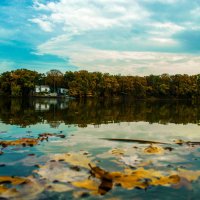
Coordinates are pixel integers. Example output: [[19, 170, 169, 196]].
[[0, 95, 197, 102]]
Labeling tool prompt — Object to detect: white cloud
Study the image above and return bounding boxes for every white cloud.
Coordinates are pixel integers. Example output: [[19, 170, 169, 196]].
[[36, 35, 200, 75], [30, 18, 53, 32], [147, 22, 184, 45], [149, 22, 184, 36], [142, 0, 182, 4], [32, 0, 150, 34], [30, 0, 200, 76], [150, 37, 178, 45]]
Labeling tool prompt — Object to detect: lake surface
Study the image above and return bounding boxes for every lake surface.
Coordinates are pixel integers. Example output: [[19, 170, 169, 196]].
[[1, 98, 200, 199]]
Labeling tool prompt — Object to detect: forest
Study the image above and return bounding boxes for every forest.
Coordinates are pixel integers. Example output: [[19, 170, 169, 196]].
[[0, 68, 200, 99]]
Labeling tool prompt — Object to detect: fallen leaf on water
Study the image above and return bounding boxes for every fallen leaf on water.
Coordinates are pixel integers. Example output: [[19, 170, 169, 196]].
[[151, 175, 180, 186], [0, 176, 31, 198], [0, 185, 18, 197], [72, 179, 99, 195], [51, 152, 95, 169], [0, 138, 39, 147], [0, 176, 29, 185], [73, 164, 182, 195], [109, 148, 125, 156], [0, 133, 66, 154], [174, 139, 185, 145], [143, 144, 164, 154]]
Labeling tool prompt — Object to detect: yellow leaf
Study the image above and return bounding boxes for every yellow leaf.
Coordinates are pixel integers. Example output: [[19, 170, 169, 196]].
[[72, 179, 99, 194], [144, 144, 164, 154], [0, 176, 29, 185], [52, 152, 94, 169]]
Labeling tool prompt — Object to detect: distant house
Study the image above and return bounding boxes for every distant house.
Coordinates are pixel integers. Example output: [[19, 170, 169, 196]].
[[58, 88, 69, 95], [35, 85, 50, 93], [35, 85, 68, 97]]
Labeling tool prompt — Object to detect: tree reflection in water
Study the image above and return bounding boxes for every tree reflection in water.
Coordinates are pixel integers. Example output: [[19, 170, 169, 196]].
[[0, 98, 199, 128]]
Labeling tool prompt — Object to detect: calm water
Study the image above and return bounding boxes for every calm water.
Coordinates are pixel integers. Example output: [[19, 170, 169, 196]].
[[1, 98, 200, 199]]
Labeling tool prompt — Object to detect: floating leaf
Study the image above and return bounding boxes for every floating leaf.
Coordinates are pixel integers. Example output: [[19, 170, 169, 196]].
[[109, 148, 125, 156], [0, 138, 39, 147], [0, 185, 18, 197], [74, 164, 183, 194], [0, 132, 66, 154], [72, 179, 99, 195], [51, 152, 94, 169], [0, 176, 31, 198], [151, 175, 180, 186], [174, 139, 185, 145], [0, 176, 29, 185], [143, 144, 164, 154]]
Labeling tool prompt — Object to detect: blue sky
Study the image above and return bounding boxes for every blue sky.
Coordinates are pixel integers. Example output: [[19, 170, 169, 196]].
[[0, 0, 200, 75]]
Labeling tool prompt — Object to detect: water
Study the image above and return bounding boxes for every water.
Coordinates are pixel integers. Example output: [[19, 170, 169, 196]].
[[0, 98, 200, 199]]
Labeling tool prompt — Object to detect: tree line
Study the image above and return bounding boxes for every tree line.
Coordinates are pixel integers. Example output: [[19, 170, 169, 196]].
[[0, 68, 200, 99]]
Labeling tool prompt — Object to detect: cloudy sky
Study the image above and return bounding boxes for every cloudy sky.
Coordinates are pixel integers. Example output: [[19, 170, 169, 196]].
[[0, 0, 200, 75]]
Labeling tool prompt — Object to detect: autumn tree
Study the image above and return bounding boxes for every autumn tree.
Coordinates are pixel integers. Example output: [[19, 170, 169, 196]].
[[0, 69, 39, 96], [46, 69, 64, 92]]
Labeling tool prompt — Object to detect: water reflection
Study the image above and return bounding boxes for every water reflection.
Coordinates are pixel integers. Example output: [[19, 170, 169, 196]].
[[1, 98, 200, 199], [0, 98, 199, 127]]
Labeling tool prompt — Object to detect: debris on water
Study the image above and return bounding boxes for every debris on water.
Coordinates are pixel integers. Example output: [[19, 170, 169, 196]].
[[101, 138, 169, 144], [71, 163, 185, 195], [52, 180, 60, 183], [0, 131, 66, 154], [50, 153, 94, 169], [110, 148, 125, 156], [174, 139, 200, 146], [0, 138, 39, 148], [120, 156, 142, 168], [28, 154, 35, 156], [38, 133, 66, 139], [0, 176, 29, 185], [174, 139, 185, 145], [34, 164, 41, 168], [70, 166, 81, 171], [144, 144, 164, 154], [164, 147, 174, 151]]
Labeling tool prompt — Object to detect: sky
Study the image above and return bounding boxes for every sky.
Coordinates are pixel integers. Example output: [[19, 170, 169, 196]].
[[0, 0, 200, 75]]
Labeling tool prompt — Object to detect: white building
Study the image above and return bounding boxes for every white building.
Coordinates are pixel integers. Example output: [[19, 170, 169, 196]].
[[35, 85, 50, 93], [58, 88, 69, 95]]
